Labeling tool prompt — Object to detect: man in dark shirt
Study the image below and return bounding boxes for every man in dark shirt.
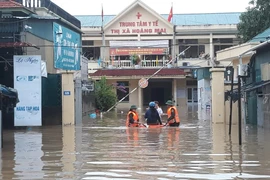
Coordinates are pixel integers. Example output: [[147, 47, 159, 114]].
[[145, 102, 162, 125]]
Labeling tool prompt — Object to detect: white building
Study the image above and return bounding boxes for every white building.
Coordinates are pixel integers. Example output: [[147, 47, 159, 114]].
[[75, 0, 241, 114]]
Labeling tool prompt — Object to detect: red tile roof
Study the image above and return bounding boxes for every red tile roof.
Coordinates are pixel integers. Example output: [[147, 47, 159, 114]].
[[90, 68, 186, 77], [0, 0, 23, 8]]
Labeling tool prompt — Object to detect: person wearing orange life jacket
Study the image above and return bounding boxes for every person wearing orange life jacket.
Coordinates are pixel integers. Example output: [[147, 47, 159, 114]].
[[165, 100, 180, 127], [126, 105, 140, 127]]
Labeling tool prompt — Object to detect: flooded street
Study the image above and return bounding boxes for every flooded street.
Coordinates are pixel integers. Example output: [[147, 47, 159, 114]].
[[1, 109, 270, 180]]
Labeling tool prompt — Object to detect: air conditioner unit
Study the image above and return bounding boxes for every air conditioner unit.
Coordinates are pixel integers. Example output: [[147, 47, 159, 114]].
[[182, 62, 190, 66], [238, 64, 248, 77]]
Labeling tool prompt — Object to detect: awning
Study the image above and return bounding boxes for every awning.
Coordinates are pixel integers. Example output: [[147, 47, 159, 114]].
[[243, 80, 270, 92], [0, 42, 40, 49]]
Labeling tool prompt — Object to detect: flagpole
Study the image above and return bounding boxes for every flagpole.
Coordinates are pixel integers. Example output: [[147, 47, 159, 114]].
[[101, 3, 105, 67], [171, 2, 176, 66]]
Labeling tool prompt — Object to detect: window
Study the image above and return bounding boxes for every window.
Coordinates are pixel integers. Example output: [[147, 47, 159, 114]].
[[213, 38, 233, 43], [179, 45, 205, 58], [82, 40, 94, 46], [116, 81, 129, 102], [82, 47, 100, 60]]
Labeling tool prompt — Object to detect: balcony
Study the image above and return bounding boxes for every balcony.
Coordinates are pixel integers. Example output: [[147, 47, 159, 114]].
[[15, 0, 81, 28], [102, 59, 172, 69], [88, 58, 214, 72]]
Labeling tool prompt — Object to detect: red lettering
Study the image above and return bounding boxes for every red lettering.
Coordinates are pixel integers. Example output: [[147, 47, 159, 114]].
[[111, 29, 120, 34], [119, 22, 135, 27]]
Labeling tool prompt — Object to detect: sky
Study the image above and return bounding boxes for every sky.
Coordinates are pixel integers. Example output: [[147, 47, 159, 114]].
[[51, 0, 251, 16]]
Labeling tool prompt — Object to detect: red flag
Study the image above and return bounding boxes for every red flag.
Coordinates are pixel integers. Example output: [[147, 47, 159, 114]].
[[168, 6, 173, 22]]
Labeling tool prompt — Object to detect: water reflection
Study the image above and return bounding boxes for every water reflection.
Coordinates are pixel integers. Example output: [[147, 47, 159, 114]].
[[0, 110, 270, 179], [13, 131, 44, 179]]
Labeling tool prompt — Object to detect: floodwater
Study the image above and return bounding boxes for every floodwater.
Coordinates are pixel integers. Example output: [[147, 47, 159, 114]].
[[1, 107, 270, 180]]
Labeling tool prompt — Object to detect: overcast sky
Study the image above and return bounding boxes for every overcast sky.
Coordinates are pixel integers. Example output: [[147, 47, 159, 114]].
[[51, 0, 250, 15]]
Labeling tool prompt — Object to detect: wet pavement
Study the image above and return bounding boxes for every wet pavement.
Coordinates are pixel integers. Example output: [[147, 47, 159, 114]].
[[1, 108, 270, 180]]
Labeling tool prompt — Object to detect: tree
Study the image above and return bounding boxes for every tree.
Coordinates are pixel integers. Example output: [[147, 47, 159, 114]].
[[94, 77, 117, 111], [237, 0, 270, 42]]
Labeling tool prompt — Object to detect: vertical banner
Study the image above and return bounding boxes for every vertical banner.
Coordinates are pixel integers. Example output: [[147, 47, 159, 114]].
[[14, 55, 42, 126]]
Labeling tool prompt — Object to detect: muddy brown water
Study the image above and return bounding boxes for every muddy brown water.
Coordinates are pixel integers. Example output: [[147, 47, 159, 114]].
[[1, 109, 270, 180]]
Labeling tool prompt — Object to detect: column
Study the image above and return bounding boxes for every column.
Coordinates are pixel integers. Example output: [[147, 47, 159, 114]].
[[62, 73, 75, 125], [210, 68, 225, 124], [62, 126, 75, 173], [209, 33, 214, 64], [138, 86, 143, 117], [173, 79, 177, 105]]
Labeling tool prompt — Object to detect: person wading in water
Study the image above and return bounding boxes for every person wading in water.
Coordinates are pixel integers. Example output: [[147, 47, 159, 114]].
[[144, 102, 163, 125], [165, 100, 180, 127], [126, 105, 140, 127]]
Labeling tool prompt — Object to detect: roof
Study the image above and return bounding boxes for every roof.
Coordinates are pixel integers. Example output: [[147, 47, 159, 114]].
[[0, 42, 39, 49], [90, 68, 186, 77], [249, 27, 270, 43], [30, 14, 59, 20], [75, 12, 241, 27], [0, 0, 23, 8]]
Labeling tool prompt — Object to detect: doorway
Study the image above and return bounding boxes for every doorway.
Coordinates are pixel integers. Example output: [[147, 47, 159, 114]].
[[143, 79, 172, 106], [187, 87, 198, 104], [151, 88, 165, 104]]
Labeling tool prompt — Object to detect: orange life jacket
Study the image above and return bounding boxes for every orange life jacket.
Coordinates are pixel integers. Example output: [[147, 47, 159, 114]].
[[167, 106, 180, 124], [126, 111, 139, 127]]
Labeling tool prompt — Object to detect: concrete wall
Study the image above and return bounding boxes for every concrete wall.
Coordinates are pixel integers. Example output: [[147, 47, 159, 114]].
[[25, 32, 56, 74], [106, 78, 188, 117], [262, 84, 270, 129], [82, 91, 95, 117], [176, 79, 188, 117], [107, 79, 139, 111], [198, 78, 211, 110]]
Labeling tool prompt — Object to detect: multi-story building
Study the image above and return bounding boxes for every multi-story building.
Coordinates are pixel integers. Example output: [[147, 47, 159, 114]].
[[0, 0, 82, 127], [76, 0, 241, 113]]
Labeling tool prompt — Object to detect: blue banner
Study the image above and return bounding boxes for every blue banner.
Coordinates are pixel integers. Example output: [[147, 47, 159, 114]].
[[53, 22, 81, 70]]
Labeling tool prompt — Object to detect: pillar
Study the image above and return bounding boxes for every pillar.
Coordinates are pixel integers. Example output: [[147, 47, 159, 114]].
[[62, 73, 75, 125], [62, 126, 75, 172], [173, 79, 177, 105], [209, 33, 214, 64], [210, 68, 225, 123]]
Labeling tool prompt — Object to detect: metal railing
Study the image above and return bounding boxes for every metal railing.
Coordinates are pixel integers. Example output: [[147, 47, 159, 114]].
[[103, 60, 171, 69]]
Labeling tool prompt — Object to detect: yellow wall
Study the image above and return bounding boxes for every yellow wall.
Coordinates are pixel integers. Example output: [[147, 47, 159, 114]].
[[107, 79, 188, 116], [210, 68, 225, 123], [62, 73, 75, 125], [107, 79, 140, 110]]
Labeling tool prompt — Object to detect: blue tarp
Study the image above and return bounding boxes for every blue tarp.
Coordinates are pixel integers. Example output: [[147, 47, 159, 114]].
[[0, 84, 19, 102]]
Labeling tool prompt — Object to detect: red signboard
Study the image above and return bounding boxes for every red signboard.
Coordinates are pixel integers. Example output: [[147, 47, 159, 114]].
[[110, 48, 166, 56]]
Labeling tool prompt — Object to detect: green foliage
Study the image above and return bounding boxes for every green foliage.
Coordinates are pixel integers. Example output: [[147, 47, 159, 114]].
[[94, 77, 117, 111], [238, 0, 270, 42], [130, 54, 141, 65]]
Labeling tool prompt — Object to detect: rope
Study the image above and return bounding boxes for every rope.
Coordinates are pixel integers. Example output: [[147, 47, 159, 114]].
[[105, 46, 191, 113]]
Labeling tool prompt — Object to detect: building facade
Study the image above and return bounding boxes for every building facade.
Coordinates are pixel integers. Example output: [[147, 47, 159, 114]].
[[76, 0, 241, 114], [0, 0, 82, 127]]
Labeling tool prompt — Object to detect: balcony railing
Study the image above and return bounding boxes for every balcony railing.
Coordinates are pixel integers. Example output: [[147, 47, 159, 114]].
[[88, 58, 212, 70], [102, 60, 172, 69], [15, 0, 81, 29]]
